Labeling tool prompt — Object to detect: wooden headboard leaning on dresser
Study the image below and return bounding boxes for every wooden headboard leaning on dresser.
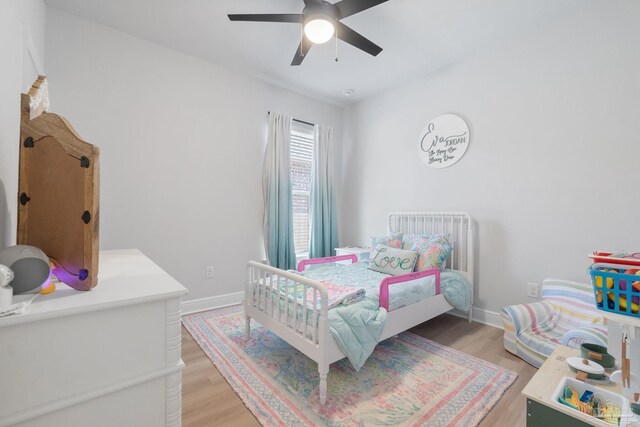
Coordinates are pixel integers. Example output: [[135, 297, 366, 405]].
[[17, 76, 100, 291]]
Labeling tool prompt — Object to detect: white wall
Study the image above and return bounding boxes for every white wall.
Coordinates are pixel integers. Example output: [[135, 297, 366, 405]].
[[341, 1, 640, 314], [45, 9, 343, 301], [0, 0, 46, 249]]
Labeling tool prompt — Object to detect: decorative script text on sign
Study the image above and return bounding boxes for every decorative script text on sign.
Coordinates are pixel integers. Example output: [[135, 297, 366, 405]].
[[418, 114, 470, 168]]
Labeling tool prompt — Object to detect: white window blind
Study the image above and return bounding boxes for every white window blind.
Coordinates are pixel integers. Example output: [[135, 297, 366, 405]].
[[290, 120, 314, 254]]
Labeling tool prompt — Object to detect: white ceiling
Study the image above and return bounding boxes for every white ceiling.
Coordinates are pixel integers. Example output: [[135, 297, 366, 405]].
[[45, 0, 588, 105]]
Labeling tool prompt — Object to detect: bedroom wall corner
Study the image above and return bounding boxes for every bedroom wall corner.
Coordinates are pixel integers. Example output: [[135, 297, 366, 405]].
[[0, 0, 46, 249], [44, 8, 344, 303]]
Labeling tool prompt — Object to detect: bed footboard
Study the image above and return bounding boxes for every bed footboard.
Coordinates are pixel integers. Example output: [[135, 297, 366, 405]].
[[245, 261, 332, 404]]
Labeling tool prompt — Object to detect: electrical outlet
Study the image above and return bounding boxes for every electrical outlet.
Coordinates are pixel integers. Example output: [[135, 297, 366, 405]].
[[527, 282, 539, 298], [206, 266, 215, 279]]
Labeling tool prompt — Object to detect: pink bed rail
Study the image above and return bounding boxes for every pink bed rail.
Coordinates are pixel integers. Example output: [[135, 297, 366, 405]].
[[379, 268, 441, 311], [297, 254, 358, 272]]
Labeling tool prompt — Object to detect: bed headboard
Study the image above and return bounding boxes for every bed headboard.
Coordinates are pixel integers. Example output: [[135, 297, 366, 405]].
[[388, 212, 475, 283]]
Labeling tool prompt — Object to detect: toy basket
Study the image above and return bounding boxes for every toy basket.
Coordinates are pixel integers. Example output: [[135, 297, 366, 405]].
[[590, 263, 640, 318]]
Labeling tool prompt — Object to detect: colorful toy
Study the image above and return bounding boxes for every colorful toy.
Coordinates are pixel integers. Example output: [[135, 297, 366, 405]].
[[598, 402, 622, 423], [37, 260, 58, 295], [560, 386, 581, 410], [625, 269, 640, 293], [590, 258, 640, 317], [595, 271, 614, 289], [558, 385, 623, 420], [39, 283, 55, 295], [610, 293, 640, 313], [597, 267, 640, 311], [619, 268, 639, 291]]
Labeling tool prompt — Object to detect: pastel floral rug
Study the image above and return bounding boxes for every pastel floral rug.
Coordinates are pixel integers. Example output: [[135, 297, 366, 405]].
[[182, 306, 517, 426]]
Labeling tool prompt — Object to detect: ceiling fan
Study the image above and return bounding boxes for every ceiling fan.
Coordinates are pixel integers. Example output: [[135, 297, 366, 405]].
[[228, 0, 389, 66]]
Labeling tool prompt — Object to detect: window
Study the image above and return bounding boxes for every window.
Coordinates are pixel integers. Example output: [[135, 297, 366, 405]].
[[290, 120, 314, 255]]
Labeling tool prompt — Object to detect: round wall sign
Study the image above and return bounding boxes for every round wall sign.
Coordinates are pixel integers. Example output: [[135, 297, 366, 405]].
[[418, 114, 470, 168]]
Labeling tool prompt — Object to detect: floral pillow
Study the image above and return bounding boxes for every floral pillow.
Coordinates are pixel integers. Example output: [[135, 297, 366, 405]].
[[368, 244, 418, 276], [402, 233, 433, 250], [411, 234, 453, 272], [369, 232, 403, 257]]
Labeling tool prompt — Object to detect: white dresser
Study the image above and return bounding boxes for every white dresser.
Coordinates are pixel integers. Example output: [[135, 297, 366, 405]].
[[0, 249, 188, 427], [335, 246, 371, 262]]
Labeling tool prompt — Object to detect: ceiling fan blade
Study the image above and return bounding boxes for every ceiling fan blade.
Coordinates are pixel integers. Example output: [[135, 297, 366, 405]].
[[291, 36, 313, 66], [227, 14, 302, 23], [303, 0, 323, 5], [336, 22, 382, 57], [332, 0, 389, 19]]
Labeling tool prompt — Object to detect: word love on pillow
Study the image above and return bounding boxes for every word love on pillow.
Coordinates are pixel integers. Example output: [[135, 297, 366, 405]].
[[368, 245, 418, 276]]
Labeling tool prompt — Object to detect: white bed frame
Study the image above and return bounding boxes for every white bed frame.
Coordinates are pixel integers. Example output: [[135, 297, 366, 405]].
[[245, 212, 474, 404]]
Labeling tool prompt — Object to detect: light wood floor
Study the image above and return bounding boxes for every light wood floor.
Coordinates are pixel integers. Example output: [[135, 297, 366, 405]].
[[182, 314, 537, 427]]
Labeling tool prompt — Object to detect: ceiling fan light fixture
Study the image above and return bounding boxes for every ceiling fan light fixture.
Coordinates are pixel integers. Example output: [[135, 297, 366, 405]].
[[303, 16, 334, 44], [228, 0, 388, 66]]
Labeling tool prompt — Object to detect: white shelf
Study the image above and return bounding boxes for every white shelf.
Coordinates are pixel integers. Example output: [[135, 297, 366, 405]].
[[335, 246, 370, 261], [604, 312, 640, 329]]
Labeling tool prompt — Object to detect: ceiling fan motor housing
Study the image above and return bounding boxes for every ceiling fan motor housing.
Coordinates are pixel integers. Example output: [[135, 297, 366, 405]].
[[302, 2, 337, 24]]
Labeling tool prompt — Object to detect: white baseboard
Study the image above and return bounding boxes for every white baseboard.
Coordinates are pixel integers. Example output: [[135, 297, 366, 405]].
[[448, 306, 503, 329], [181, 291, 244, 315]]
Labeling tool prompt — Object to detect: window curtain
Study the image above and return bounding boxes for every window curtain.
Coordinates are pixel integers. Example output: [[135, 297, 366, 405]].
[[309, 124, 339, 258], [263, 112, 297, 270]]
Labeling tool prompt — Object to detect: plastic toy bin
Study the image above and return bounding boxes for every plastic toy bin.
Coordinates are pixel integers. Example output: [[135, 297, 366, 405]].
[[590, 263, 640, 318], [552, 377, 629, 426]]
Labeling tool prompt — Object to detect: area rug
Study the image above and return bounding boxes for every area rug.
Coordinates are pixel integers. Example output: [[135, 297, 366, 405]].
[[182, 306, 517, 427]]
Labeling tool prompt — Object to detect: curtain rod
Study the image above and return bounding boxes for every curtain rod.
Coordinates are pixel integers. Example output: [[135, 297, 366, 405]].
[[267, 111, 314, 127]]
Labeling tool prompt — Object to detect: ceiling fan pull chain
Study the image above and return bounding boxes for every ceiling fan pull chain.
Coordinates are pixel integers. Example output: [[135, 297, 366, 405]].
[[334, 20, 339, 62]]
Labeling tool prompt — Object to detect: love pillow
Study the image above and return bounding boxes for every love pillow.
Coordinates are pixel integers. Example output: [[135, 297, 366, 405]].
[[368, 244, 418, 276]]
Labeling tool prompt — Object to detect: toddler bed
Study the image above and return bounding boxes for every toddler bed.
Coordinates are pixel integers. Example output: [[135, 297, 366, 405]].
[[245, 212, 475, 404]]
